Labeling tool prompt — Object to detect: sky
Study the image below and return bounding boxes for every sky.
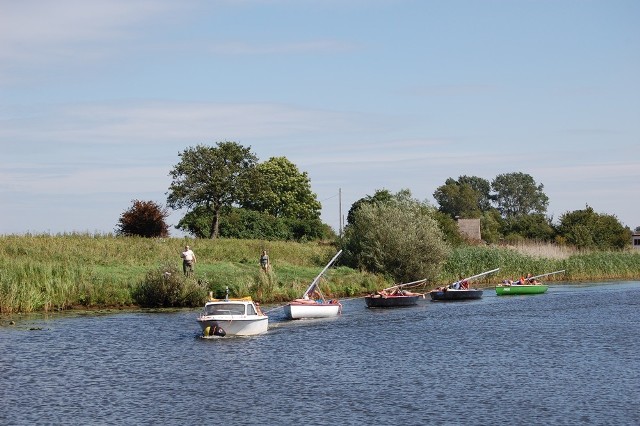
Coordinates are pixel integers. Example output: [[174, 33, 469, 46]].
[[1, 0, 639, 236]]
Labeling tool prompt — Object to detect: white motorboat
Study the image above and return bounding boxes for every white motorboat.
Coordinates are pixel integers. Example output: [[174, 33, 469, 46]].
[[284, 250, 343, 320], [197, 290, 268, 337]]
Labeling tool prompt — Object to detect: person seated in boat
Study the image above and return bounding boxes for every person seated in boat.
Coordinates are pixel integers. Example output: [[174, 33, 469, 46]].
[[514, 276, 525, 285], [459, 279, 469, 289], [374, 289, 388, 297], [255, 302, 264, 316], [309, 288, 322, 301], [525, 273, 539, 284]]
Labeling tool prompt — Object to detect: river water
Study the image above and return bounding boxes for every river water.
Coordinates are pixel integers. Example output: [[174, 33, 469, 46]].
[[1, 281, 639, 425]]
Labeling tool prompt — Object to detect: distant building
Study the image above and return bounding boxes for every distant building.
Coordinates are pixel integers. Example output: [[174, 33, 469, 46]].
[[457, 218, 481, 241], [633, 232, 640, 250]]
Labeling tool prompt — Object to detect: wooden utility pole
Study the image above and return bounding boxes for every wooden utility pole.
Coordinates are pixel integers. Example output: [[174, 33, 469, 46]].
[[338, 188, 343, 237]]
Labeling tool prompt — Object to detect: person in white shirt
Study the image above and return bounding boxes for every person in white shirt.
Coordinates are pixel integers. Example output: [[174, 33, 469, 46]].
[[181, 245, 196, 276]]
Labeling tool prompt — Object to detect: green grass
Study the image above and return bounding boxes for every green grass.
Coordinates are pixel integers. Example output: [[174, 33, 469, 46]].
[[1, 234, 639, 314], [0, 234, 363, 313], [441, 245, 640, 285]]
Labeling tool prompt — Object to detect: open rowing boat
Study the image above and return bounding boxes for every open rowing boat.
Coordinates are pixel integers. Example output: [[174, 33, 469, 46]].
[[495, 270, 565, 296], [430, 268, 499, 301], [365, 279, 426, 308]]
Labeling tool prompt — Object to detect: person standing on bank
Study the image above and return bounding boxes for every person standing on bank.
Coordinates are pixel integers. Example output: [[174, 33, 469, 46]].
[[260, 250, 270, 272], [181, 245, 196, 276]]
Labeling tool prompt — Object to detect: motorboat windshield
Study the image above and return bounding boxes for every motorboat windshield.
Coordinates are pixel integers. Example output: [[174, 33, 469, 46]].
[[205, 303, 253, 316]]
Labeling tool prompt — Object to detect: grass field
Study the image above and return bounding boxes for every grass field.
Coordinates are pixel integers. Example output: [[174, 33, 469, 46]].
[[1, 234, 639, 314]]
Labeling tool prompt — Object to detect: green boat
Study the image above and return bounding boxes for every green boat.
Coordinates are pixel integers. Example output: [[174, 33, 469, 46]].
[[495, 284, 548, 295], [495, 270, 565, 296]]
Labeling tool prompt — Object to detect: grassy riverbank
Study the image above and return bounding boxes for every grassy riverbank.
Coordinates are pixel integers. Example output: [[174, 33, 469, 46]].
[[1, 234, 639, 314]]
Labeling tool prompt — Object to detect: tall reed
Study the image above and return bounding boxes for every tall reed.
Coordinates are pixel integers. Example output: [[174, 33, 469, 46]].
[[2, 234, 638, 314]]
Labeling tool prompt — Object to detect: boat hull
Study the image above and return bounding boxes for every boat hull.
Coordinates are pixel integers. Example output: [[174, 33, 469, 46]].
[[365, 295, 422, 308], [284, 300, 341, 319], [197, 316, 268, 337], [495, 284, 548, 295], [430, 289, 483, 301]]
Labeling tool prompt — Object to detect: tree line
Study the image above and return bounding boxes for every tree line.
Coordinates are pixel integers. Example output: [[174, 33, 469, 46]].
[[115, 141, 633, 283], [117, 142, 331, 241], [431, 173, 631, 249]]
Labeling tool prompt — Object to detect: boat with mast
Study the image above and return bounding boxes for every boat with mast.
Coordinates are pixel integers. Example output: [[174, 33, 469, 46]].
[[365, 279, 426, 308], [283, 250, 343, 320], [430, 268, 499, 301], [495, 270, 565, 295]]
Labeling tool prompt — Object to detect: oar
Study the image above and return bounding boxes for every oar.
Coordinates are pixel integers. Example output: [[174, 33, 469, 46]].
[[382, 278, 427, 292], [529, 270, 565, 281], [454, 268, 500, 285]]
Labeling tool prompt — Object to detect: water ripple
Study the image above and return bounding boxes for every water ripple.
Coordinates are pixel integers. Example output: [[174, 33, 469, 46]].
[[1, 281, 639, 425]]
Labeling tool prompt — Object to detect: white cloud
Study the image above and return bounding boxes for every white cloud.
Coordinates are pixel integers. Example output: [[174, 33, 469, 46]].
[[204, 40, 357, 55], [1, 162, 169, 195], [2, 1, 176, 50], [0, 101, 383, 145], [0, 0, 182, 84]]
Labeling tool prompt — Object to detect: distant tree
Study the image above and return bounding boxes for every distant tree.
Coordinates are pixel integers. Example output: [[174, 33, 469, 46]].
[[167, 142, 258, 239], [491, 172, 549, 218], [241, 157, 322, 220], [459, 175, 493, 211], [116, 200, 169, 238], [433, 175, 493, 218], [219, 208, 291, 240], [346, 189, 394, 225], [343, 189, 450, 283], [175, 205, 213, 239], [432, 211, 465, 246], [480, 210, 504, 244], [502, 213, 556, 241], [177, 206, 332, 241], [557, 206, 631, 250]]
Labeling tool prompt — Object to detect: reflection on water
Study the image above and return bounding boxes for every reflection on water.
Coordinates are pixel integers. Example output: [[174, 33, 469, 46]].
[[1, 282, 639, 425]]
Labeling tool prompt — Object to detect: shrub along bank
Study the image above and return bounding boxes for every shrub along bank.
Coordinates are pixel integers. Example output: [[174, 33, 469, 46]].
[[1, 234, 639, 314]]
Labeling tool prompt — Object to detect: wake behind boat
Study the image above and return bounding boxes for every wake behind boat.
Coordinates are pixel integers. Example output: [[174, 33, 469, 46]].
[[197, 288, 268, 337], [365, 279, 426, 308], [284, 250, 343, 320], [430, 268, 500, 301], [495, 270, 565, 296]]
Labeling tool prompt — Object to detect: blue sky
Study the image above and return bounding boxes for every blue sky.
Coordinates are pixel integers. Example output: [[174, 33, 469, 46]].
[[2, 0, 639, 236]]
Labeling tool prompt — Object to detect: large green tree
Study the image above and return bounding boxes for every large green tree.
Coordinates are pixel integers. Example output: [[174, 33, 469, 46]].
[[343, 189, 450, 283], [459, 175, 493, 211], [433, 175, 493, 219], [167, 142, 258, 239], [557, 206, 631, 250], [176, 206, 332, 241], [346, 189, 394, 225], [501, 213, 556, 242], [241, 157, 321, 220], [491, 172, 549, 218]]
